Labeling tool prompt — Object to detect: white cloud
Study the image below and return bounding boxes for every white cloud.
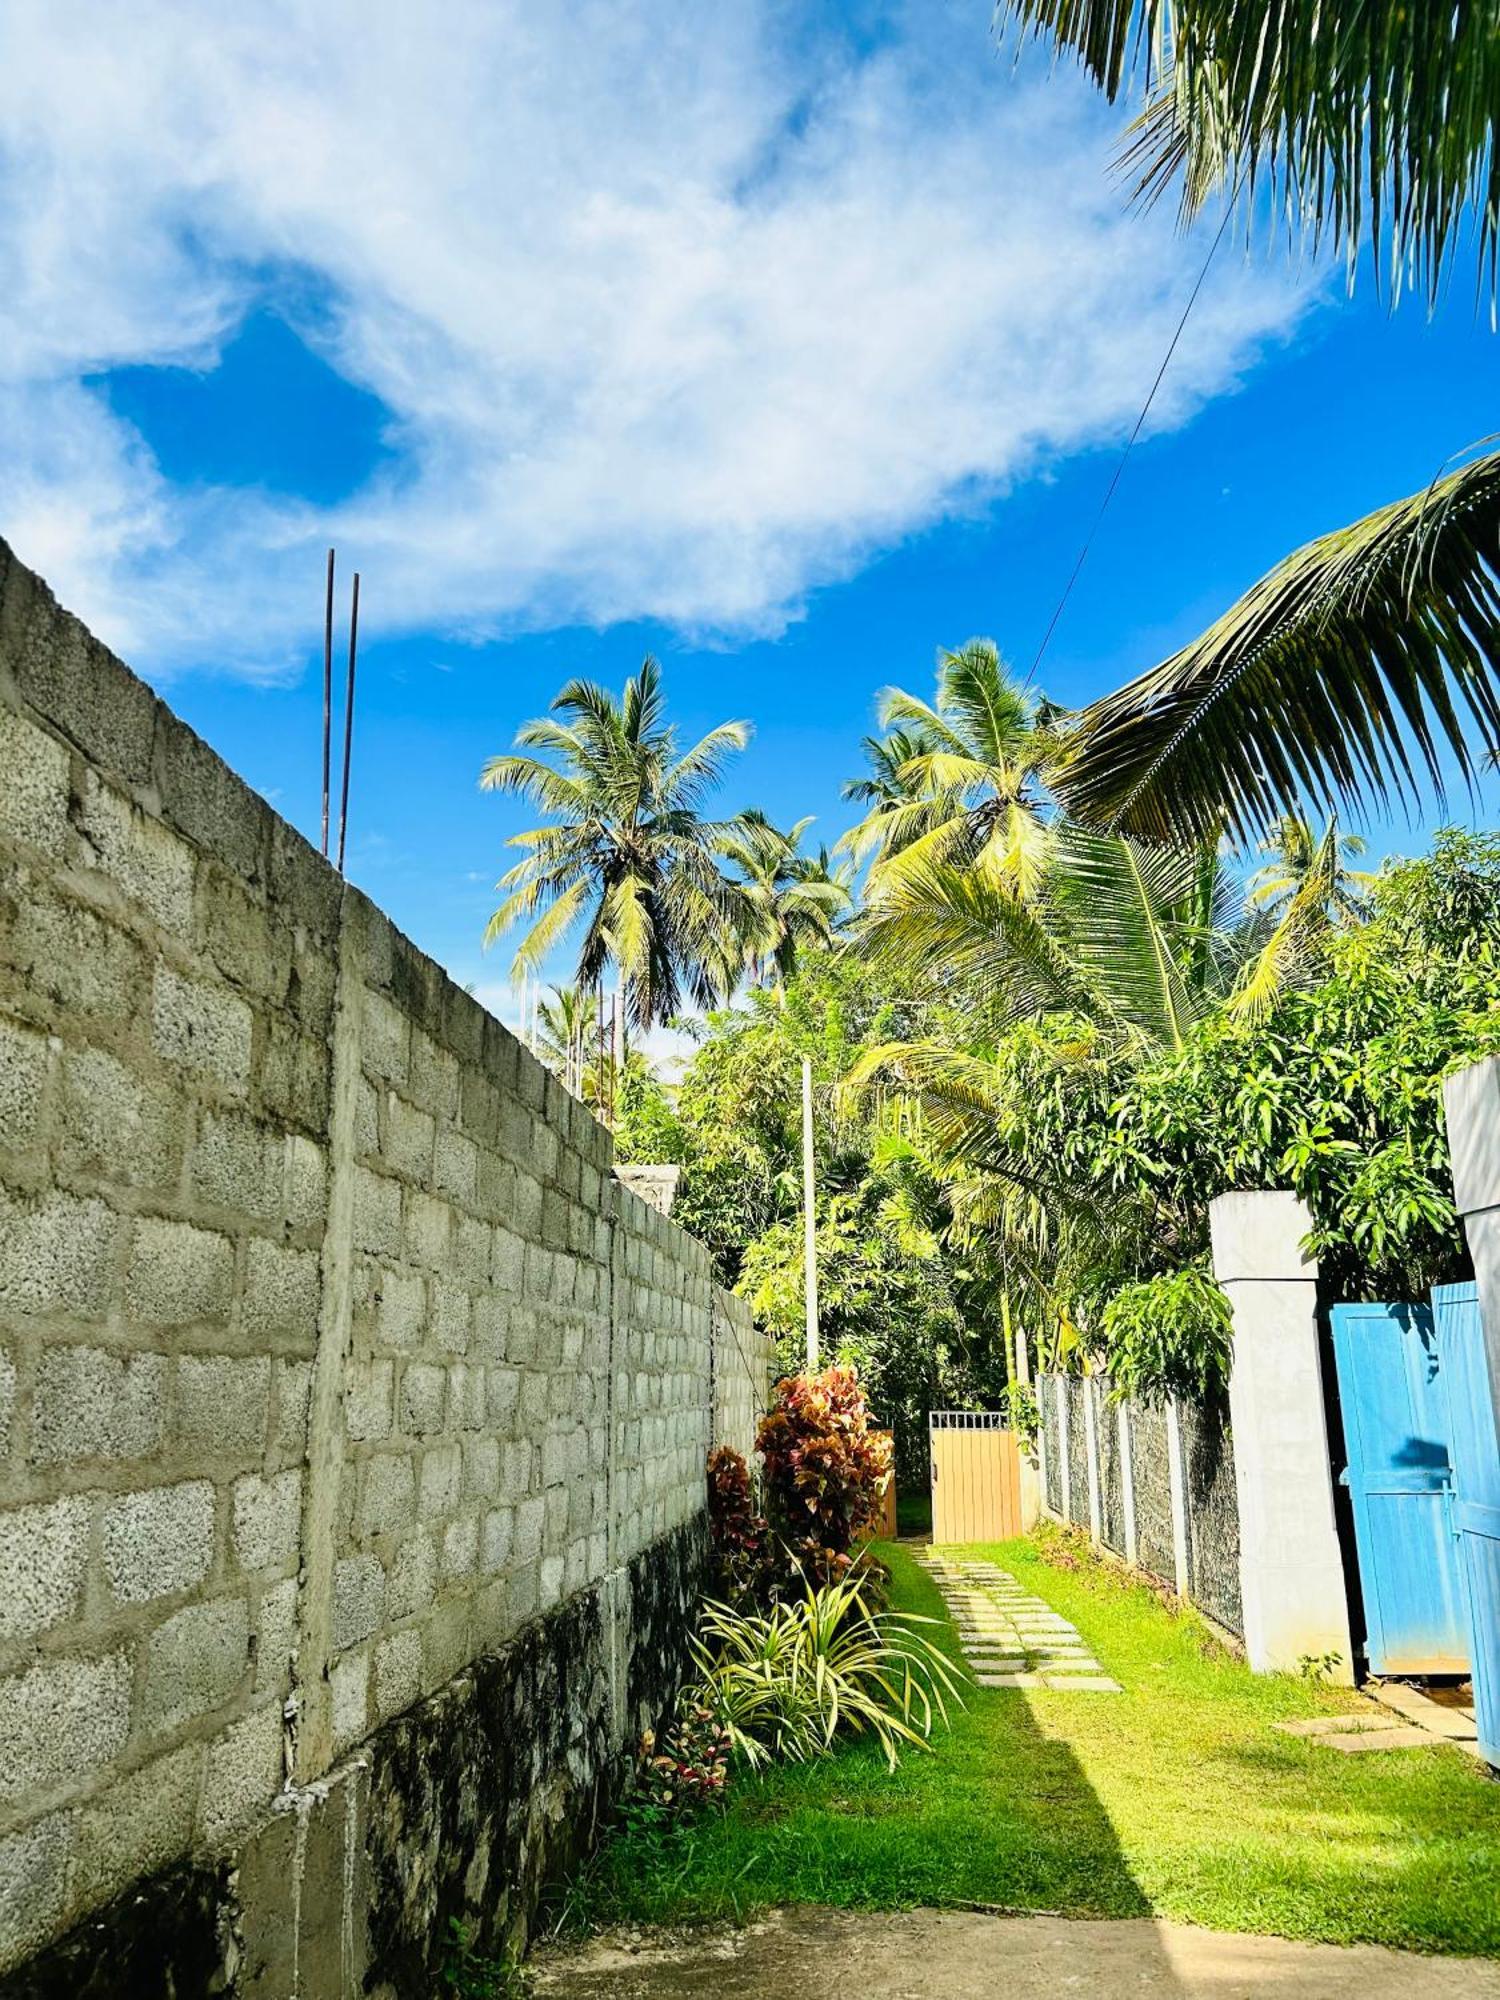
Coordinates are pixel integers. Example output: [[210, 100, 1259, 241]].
[[0, 0, 1315, 675]]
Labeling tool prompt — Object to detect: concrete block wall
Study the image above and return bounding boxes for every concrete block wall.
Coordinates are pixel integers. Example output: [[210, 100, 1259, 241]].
[[0, 538, 772, 1988]]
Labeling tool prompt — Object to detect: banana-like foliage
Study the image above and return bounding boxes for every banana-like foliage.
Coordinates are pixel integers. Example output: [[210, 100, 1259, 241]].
[[993, 0, 1500, 304], [857, 821, 1244, 1050], [1055, 447, 1500, 848]]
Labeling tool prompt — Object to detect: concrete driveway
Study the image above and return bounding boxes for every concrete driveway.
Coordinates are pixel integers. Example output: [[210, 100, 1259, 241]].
[[529, 1907, 1500, 1997]]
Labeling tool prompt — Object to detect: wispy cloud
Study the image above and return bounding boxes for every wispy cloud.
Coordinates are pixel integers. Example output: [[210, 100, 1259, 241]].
[[0, 0, 1315, 676]]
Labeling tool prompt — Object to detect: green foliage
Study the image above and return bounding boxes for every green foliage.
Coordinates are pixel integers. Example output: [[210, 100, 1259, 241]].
[[1099, 1267, 1232, 1405], [634, 1695, 733, 1820], [687, 1572, 965, 1773], [439, 1921, 522, 1999]]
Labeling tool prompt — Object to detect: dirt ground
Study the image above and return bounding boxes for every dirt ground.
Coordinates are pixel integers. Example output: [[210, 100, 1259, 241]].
[[528, 1907, 1500, 1997]]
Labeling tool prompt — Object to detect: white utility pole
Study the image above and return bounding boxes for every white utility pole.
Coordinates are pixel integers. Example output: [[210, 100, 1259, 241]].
[[801, 1055, 819, 1373]]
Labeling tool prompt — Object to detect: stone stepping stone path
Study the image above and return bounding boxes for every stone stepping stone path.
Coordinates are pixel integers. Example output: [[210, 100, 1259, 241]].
[[915, 1550, 1122, 1692]]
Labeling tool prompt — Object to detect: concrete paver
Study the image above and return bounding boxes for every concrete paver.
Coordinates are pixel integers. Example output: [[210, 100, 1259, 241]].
[[916, 1550, 1122, 1692]]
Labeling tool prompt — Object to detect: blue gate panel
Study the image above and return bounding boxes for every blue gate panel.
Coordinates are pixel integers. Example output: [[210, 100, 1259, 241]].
[[1330, 1302, 1470, 1677], [1433, 1283, 1500, 1770]]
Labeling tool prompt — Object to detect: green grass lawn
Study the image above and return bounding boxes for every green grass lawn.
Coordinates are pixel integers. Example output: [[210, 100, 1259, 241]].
[[570, 1534, 1500, 1956]]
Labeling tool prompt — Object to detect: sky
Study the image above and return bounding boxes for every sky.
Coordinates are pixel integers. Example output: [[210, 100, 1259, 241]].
[[1, 0, 1496, 1029]]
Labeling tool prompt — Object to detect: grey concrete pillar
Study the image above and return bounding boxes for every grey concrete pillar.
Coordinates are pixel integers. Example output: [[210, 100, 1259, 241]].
[[1443, 1057, 1500, 1422], [1210, 1191, 1354, 1682]]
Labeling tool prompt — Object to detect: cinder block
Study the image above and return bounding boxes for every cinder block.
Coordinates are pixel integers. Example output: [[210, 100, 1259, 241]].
[[55, 1041, 182, 1190], [190, 1107, 283, 1220], [0, 1188, 119, 1318], [485, 1368, 520, 1426], [332, 1554, 385, 1651], [402, 1188, 450, 1268], [31, 1344, 165, 1466], [198, 1703, 284, 1847], [382, 1093, 435, 1180], [345, 1359, 394, 1442], [125, 1215, 234, 1326], [417, 1444, 461, 1520], [0, 1343, 13, 1445], [374, 1630, 421, 1719], [480, 1506, 514, 1575], [242, 1238, 320, 1345], [141, 1596, 251, 1734], [462, 1437, 499, 1501], [399, 1362, 445, 1437], [103, 1480, 215, 1604], [359, 1454, 416, 1539], [441, 1516, 478, 1580], [0, 1016, 50, 1153], [500, 1440, 533, 1500], [330, 1647, 369, 1753], [74, 770, 195, 936], [430, 1277, 471, 1353], [0, 1493, 90, 1640], [232, 1470, 303, 1573], [386, 1533, 437, 1619], [0, 707, 71, 858], [375, 1265, 426, 1352], [360, 991, 409, 1088], [0, 1811, 75, 1968], [150, 965, 252, 1096], [283, 1135, 328, 1231], [351, 1168, 402, 1259], [70, 1741, 200, 1909], [0, 1649, 132, 1804], [176, 1354, 271, 1455], [433, 1129, 477, 1205], [5, 879, 148, 1027], [255, 1578, 298, 1694]]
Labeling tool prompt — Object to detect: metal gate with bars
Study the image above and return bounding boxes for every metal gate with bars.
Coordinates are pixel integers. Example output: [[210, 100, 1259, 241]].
[[928, 1411, 1022, 1543]]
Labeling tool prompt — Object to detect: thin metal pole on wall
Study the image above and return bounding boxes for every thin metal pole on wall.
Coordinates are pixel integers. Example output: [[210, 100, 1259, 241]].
[[801, 1054, 819, 1373], [335, 571, 360, 875], [320, 548, 335, 858]]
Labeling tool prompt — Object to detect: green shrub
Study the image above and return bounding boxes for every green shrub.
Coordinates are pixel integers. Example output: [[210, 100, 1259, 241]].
[[688, 1572, 965, 1773], [634, 1694, 734, 1821], [1099, 1266, 1233, 1404]]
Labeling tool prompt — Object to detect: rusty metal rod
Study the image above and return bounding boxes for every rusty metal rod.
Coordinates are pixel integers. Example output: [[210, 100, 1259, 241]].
[[336, 572, 360, 874]]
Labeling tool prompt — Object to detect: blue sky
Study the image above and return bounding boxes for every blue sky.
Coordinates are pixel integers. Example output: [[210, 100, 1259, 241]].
[[1, 1, 1495, 1023]]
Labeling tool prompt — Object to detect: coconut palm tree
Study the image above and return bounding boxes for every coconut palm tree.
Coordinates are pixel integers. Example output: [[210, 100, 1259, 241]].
[[990, 0, 1500, 851], [844, 640, 1071, 901], [481, 657, 752, 1032], [715, 812, 852, 994], [1249, 815, 1375, 924]]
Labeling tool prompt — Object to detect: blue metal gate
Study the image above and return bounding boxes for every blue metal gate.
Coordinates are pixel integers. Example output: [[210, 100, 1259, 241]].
[[1433, 1283, 1500, 1767], [1329, 1301, 1470, 1675]]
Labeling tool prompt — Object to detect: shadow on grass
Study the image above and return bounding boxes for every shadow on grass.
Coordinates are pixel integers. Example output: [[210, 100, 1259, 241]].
[[553, 1547, 1188, 1992]]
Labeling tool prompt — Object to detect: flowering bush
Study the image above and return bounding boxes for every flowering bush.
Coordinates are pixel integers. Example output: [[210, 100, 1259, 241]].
[[756, 1366, 893, 1584], [634, 1696, 733, 1820]]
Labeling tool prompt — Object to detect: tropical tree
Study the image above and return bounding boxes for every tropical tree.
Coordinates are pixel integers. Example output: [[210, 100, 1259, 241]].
[[842, 640, 1070, 901], [481, 657, 752, 1031], [533, 983, 590, 1083], [1249, 815, 1374, 923], [988, 0, 1500, 852], [716, 812, 852, 995]]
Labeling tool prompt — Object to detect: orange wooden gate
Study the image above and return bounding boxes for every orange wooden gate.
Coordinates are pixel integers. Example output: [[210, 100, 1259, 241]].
[[929, 1411, 1022, 1543]]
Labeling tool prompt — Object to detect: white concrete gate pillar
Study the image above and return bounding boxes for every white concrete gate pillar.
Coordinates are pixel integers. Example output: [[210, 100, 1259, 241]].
[[1210, 1191, 1354, 1682], [1443, 1058, 1500, 1424]]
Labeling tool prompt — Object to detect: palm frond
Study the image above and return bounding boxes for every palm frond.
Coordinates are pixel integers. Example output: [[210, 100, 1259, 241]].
[[993, 0, 1500, 304], [1056, 447, 1500, 847]]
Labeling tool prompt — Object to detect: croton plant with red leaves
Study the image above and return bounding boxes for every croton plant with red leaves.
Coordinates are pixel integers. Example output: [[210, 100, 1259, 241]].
[[755, 1365, 892, 1584]]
